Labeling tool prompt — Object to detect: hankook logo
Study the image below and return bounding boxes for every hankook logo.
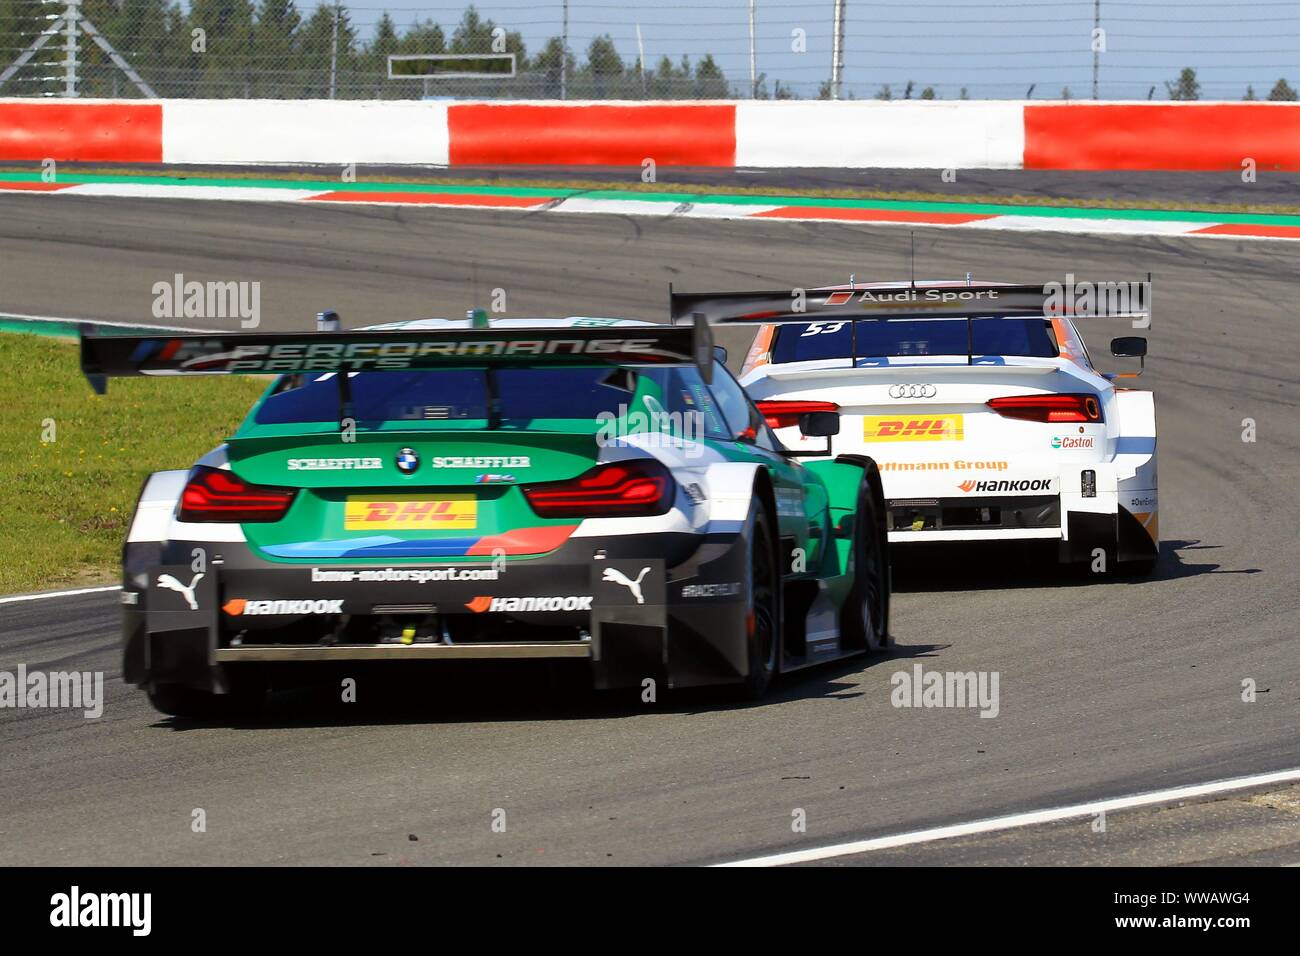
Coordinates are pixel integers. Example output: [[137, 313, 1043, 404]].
[[957, 479, 1053, 493], [888, 384, 937, 399], [466, 595, 594, 613], [223, 598, 343, 615]]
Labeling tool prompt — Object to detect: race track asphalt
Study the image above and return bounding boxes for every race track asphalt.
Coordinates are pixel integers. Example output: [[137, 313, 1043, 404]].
[[0, 193, 1297, 865]]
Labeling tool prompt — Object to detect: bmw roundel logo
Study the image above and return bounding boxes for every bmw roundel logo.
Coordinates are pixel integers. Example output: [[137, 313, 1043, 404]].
[[395, 447, 419, 474]]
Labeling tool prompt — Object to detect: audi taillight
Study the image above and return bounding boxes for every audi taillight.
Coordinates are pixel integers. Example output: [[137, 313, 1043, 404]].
[[178, 466, 297, 523], [986, 394, 1102, 424], [523, 460, 674, 518], [755, 400, 840, 430]]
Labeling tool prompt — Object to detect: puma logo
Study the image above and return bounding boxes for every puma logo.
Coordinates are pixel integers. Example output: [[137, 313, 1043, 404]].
[[602, 566, 651, 605], [157, 572, 204, 611]]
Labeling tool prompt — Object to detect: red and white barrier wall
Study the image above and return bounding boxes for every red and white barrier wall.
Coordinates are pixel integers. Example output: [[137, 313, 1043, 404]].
[[2, 98, 1298, 171]]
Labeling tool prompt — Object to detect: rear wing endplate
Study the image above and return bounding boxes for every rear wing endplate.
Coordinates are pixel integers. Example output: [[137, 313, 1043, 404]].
[[80, 316, 714, 393]]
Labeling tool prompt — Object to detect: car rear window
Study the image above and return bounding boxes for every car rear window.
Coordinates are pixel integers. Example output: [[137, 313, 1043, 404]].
[[252, 366, 701, 426], [771, 317, 1059, 363]]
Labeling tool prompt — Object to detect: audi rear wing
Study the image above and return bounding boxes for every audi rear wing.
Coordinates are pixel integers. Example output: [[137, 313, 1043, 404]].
[[757, 362, 1060, 382], [80, 316, 715, 394], [670, 282, 1151, 325], [672, 281, 1150, 367]]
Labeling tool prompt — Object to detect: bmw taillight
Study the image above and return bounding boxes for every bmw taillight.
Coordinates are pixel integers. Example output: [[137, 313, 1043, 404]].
[[523, 460, 674, 518], [755, 400, 840, 430], [178, 466, 297, 522], [986, 394, 1102, 424]]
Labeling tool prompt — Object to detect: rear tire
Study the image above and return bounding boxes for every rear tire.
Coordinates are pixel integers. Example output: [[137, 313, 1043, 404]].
[[147, 679, 264, 720], [1116, 507, 1159, 578], [737, 499, 780, 700], [843, 476, 891, 652], [1118, 556, 1158, 578]]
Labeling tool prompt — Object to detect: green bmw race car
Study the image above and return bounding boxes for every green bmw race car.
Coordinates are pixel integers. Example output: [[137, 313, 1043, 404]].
[[81, 313, 891, 717]]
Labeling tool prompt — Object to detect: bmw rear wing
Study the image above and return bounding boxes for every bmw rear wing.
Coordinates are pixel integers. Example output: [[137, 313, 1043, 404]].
[[80, 316, 715, 394], [670, 282, 1151, 325]]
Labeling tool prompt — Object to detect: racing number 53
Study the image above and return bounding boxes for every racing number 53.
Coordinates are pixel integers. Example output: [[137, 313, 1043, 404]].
[[800, 322, 847, 336]]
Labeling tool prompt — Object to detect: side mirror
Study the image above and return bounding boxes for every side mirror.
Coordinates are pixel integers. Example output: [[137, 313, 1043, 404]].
[[1108, 336, 1147, 379], [799, 411, 840, 437], [713, 344, 728, 364], [1110, 336, 1147, 358]]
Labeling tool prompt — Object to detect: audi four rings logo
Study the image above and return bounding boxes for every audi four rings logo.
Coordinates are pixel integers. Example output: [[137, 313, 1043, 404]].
[[889, 384, 937, 399]]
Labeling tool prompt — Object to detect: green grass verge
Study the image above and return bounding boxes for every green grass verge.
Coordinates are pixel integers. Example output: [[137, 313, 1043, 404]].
[[0, 333, 267, 594]]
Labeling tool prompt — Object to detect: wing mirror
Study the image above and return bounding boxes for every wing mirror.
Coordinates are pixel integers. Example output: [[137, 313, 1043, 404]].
[[1108, 336, 1147, 378], [798, 411, 841, 437], [1110, 336, 1147, 358], [781, 411, 840, 457]]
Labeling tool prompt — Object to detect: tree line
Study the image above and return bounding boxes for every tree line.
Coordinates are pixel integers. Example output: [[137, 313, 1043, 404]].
[[2, 5, 1295, 102], [0, 0, 731, 98]]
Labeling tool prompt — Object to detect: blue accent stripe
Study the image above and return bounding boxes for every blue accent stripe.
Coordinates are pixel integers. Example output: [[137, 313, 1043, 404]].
[[261, 536, 482, 559]]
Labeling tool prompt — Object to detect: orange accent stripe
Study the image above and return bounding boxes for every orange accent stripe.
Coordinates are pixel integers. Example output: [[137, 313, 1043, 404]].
[[753, 206, 995, 225], [0, 103, 162, 162], [1025, 104, 1300, 172], [1189, 223, 1300, 240], [448, 104, 736, 167], [1130, 511, 1159, 545], [1050, 316, 1078, 362], [741, 324, 776, 376], [307, 191, 555, 207], [0, 181, 76, 192], [466, 524, 579, 556]]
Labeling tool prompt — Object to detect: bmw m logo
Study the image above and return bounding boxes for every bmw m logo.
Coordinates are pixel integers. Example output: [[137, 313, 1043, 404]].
[[395, 447, 420, 474]]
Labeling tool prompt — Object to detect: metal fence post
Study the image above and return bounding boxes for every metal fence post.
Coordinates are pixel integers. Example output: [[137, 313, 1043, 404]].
[[329, 3, 340, 99], [831, 0, 845, 100], [561, 0, 569, 100], [64, 0, 80, 97]]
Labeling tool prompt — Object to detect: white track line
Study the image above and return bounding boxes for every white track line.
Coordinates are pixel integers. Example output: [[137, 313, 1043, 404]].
[[715, 766, 1300, 866], [0, 585, 121, 605]]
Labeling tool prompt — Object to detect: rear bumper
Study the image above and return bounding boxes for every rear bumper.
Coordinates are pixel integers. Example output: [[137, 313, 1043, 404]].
[[886, 503, 1157, 565], [122, 529, 753, 694], [888, 527, 1060, 543], [214, 642, 591, 661], [887, 493, 1060, 538], [882, 455, 1157, 559]]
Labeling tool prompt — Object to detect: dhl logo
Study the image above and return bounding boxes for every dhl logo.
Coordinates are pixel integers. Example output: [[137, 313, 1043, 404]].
[[863, 414, 964, 442], [344, 494, 477, 530]]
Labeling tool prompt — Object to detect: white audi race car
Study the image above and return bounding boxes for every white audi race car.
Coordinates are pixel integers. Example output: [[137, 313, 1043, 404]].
[[673, 281, 1159, 575]]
